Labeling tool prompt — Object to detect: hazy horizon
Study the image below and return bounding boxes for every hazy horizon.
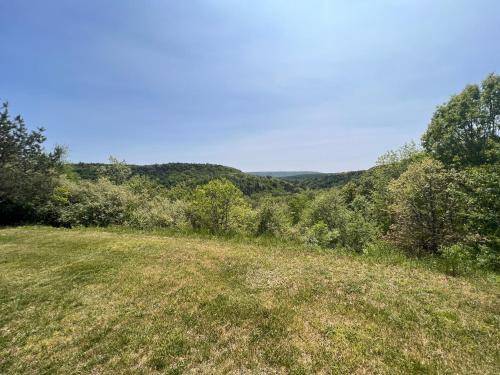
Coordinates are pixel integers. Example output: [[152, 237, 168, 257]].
[[2, 1, 499, 172]]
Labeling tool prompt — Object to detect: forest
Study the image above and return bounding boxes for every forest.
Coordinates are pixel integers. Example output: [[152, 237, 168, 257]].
[[1, 73, 499, 276]]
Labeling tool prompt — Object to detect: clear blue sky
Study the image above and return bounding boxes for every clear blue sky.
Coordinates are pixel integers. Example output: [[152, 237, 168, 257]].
[[1, 1, 499, 172]]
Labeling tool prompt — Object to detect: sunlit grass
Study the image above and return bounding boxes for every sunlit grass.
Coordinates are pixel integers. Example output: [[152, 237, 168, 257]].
[[1, 226, 498, 374]]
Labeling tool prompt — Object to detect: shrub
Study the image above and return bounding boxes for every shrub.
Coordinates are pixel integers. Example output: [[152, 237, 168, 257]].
[[301, 190, 376, 251], [342, 213, 378, 252], [256, 197, 292, 238], [304, 222, 339, 248], [189, 179, 252, 233], [97, 156, 132, 184], [126, 196, 189, 230], [46, 177, 134, 227], [440, 244, 474, 276]]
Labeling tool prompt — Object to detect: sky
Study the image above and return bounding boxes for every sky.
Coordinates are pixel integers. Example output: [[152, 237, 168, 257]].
[[1, 1, 499, 172]]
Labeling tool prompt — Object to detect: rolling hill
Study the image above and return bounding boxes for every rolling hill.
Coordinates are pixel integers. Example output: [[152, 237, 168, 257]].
[[70, 163, 366, 194], [282, 170, 365, 189], [248, 171, 321, 178], [70, 162, 299, 195]]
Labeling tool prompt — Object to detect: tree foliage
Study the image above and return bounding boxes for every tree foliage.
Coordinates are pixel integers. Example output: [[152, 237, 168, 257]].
[[387, 157, 462, 254], [97, 156, 132, 184], [0, 102, 64, 223], [189, 179, 250, 233], [422, 73, 500, 167]]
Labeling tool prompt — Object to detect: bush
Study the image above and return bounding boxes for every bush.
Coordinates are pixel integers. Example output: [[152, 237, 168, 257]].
[[46, 177, 134, 227], [342, 213, 378, 252], [256, 197, 292, 238], [304, 222, 339, 248], [189, 179, 253, 233], [126, 196, 189, 230], [440, 244, 474, 276], [301, 190, 376, 251]]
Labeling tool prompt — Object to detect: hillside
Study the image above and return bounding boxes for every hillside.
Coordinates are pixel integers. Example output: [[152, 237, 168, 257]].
[[248, 171, 321, 178], [282, 170, 365, 189], [71, 163, 364, 193], [1, 226, 498, 374], [70, 162, 298, 195]]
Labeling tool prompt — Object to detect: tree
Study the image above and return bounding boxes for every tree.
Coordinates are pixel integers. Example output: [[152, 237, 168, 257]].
[[422, 73, 500, 167], [0, 102, 64, 223], [456, 164, 500, 268], [190, 179, 249, 233], [97, 156, 132, 184], [387, 157, 462, 254]]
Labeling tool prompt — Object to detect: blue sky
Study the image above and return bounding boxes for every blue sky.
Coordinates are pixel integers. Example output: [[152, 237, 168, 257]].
[[1, 1, 499, 172]]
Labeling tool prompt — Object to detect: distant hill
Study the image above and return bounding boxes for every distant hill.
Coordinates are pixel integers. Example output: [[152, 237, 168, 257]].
[[282, 170, 365, 189], [247, 171, 321, 178], [70, 162, 299, 196]]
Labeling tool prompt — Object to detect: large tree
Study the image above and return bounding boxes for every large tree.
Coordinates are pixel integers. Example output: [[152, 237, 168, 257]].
[[387, 157, 462, 254], [0, 102, 64, 223], [421, 73, 499, 167]]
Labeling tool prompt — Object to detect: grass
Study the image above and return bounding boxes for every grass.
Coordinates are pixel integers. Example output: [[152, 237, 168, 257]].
[[0, 226, 498, 374]]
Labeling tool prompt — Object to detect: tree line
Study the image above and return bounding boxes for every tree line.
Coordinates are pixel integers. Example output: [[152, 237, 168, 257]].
[[1, 73, 498, 275]]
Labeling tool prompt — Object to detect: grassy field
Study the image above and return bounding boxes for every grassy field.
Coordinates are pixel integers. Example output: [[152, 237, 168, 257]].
[[0, 227, 498, 374]]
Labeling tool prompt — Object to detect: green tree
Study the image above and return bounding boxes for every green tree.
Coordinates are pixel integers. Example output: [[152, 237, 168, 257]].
[[97, 156, 132, 184], [422, 73, 500, 167], [0, 102, 64, 223], [190, 179, 249, 233], [387, 157, 462, 254]]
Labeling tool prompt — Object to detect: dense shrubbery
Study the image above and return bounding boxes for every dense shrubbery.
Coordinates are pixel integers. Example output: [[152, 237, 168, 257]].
[[1, 74, 499, 274]]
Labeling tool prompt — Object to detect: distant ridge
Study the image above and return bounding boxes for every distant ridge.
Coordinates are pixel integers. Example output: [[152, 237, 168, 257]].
[[70, 162, 364, 194], [70, 162, 298, 195], [247, 171, 321, 178]]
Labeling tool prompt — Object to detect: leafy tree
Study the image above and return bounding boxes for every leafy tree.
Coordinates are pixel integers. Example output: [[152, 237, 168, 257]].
[[340, 143, 425, 233], [387, 157, 463, 254], [0, 102, 64, 223], [97, 156, 132, 184], [422, 73, 500, 167], [190, 179, 249, 233], [454, 164, 499, 269]]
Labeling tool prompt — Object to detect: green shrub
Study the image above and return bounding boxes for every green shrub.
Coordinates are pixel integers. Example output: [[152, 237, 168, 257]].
[[46, 177, 134, 227], [126, 196, 189, 230], [440, 244, 473, 276], [256, 197, 292, 238], [342, 213, 378, 252], [189, 179, 253, 233], [301, 190, 377, 251], [304, 222, 339, 248]]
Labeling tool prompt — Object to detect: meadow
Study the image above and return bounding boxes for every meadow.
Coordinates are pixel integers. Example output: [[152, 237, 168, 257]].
[[1, 226, 498, 374]]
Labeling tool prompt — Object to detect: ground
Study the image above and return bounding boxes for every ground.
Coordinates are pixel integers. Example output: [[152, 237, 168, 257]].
[[0, 226, 498, 374]]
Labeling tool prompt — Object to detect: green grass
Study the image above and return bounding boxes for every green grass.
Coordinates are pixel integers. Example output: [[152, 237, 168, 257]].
[[0, 227, 498, 374]]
